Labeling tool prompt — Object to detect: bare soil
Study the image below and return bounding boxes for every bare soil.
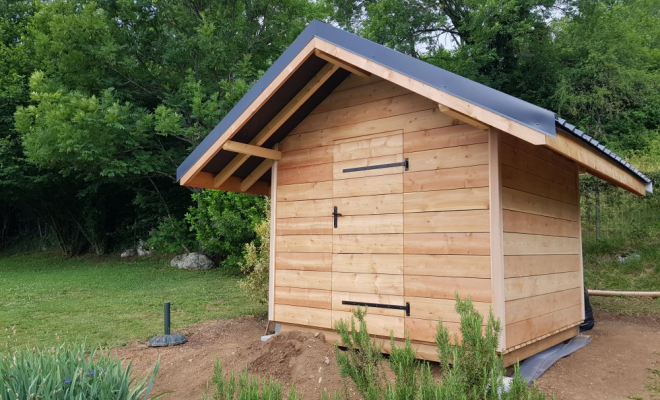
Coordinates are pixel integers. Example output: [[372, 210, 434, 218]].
[[112, 316, 360, 399], [115, 311, 660, 400], [535, 311, 660, 400]]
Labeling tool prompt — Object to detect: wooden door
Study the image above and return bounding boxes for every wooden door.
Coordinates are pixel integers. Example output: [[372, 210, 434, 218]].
[[331, 130, 407, 339]]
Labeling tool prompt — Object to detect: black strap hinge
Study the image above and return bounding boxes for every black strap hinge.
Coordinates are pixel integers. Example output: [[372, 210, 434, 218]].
[[342, 301, 410, 316]]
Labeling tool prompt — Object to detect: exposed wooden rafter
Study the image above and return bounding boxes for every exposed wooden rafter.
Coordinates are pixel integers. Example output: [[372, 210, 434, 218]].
[[314, 49, 370, 78], [222, 140, 282, 160], [438, 104, 489, 130], [241, 159, 274, 192], [213, 63, 340, 188]]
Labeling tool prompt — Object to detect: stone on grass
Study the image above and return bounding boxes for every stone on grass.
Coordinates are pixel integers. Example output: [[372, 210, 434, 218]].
[[171, 253, 215, 270], [121, 249, 136, 258], [137, 241, 151, 256], [616, 253, 640, 263]]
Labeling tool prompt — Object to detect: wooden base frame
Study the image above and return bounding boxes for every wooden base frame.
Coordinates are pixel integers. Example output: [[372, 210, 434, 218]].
[[278, 323, 579, 367]]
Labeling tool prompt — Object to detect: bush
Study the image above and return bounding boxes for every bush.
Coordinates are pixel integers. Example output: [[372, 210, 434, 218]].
[[146, 216, 197, 254], [335, 296, 550, 400], [239, 199, 270, 304], [0, 344, 164, 399], [185, 190, 265, 271]]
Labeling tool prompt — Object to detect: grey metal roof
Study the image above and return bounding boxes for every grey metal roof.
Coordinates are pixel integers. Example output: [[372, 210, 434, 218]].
[[177, 19, 650, 191], [555, 117, 651, 184]]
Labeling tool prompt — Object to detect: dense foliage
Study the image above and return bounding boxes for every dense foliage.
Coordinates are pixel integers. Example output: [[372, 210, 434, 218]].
[[0, 344, 163, 399], [1, 0, 658, 258]]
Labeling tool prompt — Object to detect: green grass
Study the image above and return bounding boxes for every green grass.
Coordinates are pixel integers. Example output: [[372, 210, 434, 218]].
[[583, 237, 660, 315], [0, 252, 265, 351]]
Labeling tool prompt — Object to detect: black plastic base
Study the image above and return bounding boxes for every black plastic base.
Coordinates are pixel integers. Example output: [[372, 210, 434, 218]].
[[148, 333, 187, 347]]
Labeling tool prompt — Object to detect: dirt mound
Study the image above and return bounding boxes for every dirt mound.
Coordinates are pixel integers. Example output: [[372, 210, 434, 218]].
[[113, 318, 360, 400]]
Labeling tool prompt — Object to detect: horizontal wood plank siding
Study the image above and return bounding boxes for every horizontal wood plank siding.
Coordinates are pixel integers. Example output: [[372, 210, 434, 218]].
[[500, 133, 583, 350], [274, 76, 496, 348]]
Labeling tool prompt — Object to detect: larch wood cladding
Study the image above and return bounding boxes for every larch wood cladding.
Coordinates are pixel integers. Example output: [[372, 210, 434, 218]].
[[500, 133, 583, 348], [274, 74, 492, 344]]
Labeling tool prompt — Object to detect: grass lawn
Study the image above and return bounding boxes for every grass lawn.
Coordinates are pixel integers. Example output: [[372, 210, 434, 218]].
[[583, 239, 660, 315], [0, 252, 265, 352]]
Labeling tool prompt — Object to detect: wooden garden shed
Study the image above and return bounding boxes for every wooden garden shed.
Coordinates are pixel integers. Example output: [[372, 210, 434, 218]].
[[177, 20, 652, 365]]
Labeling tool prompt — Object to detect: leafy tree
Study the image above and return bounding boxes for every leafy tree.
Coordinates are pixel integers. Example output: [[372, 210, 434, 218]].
[[551, 0, 660, 152]]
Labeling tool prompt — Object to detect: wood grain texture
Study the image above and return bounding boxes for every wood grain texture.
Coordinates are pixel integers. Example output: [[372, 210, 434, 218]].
[[313, 80, 410, 114], [404, 124, 488, 153], [503, 233, 580, 256], [276, 217, 332, 235], [279, 108, 452, 152], [332, 292, 405, 316], [277, 162, 332, 186], [406, 143, 489, 172], [277, 181, 332, 201], [277, 199, 333, 219], [504, 271, 582, 301], [334, 154, 404, 180], [335, 194, 403, 216], [274, 304, 331, 329], [333, 175, 402, 197], [505, 304, 583, 347], [503, 327, 578, 367], [332, 272, 404, 295], [502, 210, 579, 238], [403, 254, 491, 278], [332, 74, 382, 92], [275, 270, 331, 290], [332, 311, 405, 337], [278, 146, 333, 170], [406, 318, 462, 343], [333, 254, 403, 274], [333, 131, 403, 162], [275, 252, 332, 272], [501, 164, 578, 205], [333, 234, 403, 254], [501, 188, 579, 221], [501, 132, 576, 173], [404, 210, 490, 233], [404, 275, 492, 302], [275, 287, 332, 309], [276, 235, 333, 253], [500, 142, 576, 189], [403, 165, 489, 193], [503, 254, 582, 278], [505, 287, 582, 325], [292, 93, 436, 135], [404, 233, 490, 255], [335, 214, 403, 234], [406, 297, 491, 322], [404, 187, 489, 212]]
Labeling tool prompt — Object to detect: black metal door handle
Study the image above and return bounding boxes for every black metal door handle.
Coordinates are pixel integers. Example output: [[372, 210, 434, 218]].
[[332, 206, 342, 228]]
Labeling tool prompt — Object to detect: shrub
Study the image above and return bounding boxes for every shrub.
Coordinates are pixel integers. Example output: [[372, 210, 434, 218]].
[[239, 199, 270, 304], [146, 216, 197, 254], [185, 190, 265, 271], [333, 307, 385, 400], [0, 344, 164, 399], [335, 296, 550, 400]]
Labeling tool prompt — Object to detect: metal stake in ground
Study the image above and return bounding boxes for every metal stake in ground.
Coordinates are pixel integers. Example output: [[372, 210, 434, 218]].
[[148, 302, 187, 347]]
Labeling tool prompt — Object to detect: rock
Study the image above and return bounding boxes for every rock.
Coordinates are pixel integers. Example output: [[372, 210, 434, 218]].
[[616, 253, 640, 263], [137, 241, 151, 256], [121, 249, 136, 258], [324, 356, 330, 365], [170, 253, 215, 270]]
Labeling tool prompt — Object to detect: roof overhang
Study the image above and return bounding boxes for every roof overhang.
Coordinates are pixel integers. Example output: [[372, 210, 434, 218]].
[[177, 20, 651, 197]]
